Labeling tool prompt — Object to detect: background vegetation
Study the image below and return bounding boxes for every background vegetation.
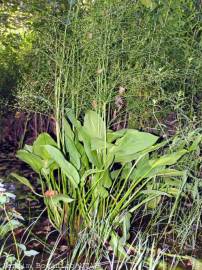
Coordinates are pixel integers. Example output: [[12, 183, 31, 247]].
[[1, 0, 201, 126]]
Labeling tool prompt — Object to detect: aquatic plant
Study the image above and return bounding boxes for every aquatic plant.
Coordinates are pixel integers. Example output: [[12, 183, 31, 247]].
[[12, 109, 197, 257]]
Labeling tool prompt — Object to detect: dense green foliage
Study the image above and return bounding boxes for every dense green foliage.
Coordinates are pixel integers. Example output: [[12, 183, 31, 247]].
[[0, 0, 70, 109], [1, 0, 201, 125], [13, 110, 201, 257]]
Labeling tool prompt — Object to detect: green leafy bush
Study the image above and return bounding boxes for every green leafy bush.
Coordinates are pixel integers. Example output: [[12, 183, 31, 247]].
[[13, 109, 196, 256]]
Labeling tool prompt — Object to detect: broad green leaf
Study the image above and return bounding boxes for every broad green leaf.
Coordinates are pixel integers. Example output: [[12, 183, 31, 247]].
[[44, 145, 80, 187], [94, 171, 112, 198], [81, 169, 104, 186], [16, 150, 43, 173], [63, 117, 74, 140], [132, 159, 161, 181], [11, 173, 42, 197], [91, 137, 113, 151], [83, 110, 105, 139], [134, 140, 168, 159], [107, 129, 126, 143], [112, 140, 168, 164], [154, 169, 184, 177], [33, 133, 57, 160], [96, 186, 108, 198], [67, 110, 101, 167], [132, 154, 186, 182], [114, 130, 158, 163], [78, 128, 101, 167], [24, 144, 32, 152], [11, 173, 35, 194], [66, 109, 82, 129], [64, 135, 81, 170], [33, 133, 57, 148], [63, 119, 81, 168], [76, 140, 89, 172], [132, 150, 187, 181], [152, 150, 187, 167], [34, 146, 53, 162]]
